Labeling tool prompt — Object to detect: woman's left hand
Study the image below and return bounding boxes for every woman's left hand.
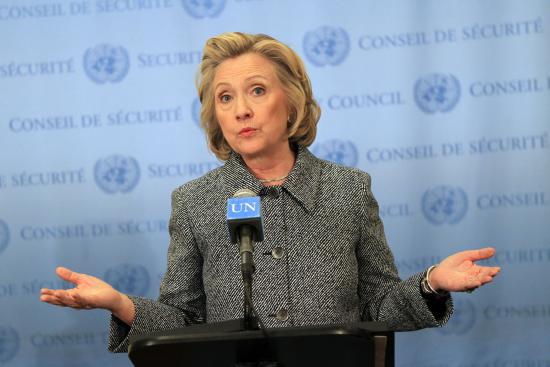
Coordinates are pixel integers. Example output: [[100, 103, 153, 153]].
[[429, 247, 501, 293]]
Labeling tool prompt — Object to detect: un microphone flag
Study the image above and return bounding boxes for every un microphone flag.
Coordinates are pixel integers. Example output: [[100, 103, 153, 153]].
[[226, 195, 264, 243]]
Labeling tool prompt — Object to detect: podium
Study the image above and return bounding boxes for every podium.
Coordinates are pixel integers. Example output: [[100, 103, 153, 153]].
[[128, 319, 394, 367]]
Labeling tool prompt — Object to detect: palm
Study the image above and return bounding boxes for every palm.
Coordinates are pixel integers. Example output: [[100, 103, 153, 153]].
[[40, 267, 120, 310], [430, 247, 500, 292], [67, 275, 115, 308]]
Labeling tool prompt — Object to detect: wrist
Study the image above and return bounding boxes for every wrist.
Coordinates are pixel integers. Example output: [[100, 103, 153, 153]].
[[421, 265, 449, 298], [109, 291, 125, 314], [427, 265, 441, 291], [111, 292, 135, 325]]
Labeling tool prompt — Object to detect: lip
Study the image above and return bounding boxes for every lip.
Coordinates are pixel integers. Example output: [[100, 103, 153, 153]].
[[238, 127, 258, 137]]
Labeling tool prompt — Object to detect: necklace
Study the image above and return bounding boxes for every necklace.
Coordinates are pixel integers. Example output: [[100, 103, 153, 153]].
[[258, 174, 288, 183]]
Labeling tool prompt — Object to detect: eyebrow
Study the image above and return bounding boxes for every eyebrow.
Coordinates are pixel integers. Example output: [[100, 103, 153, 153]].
[[214, 74, 269, 90]]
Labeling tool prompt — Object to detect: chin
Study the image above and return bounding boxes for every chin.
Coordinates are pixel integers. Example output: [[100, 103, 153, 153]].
[[233, 142, 265, 156], [236, 149, 263, 159]]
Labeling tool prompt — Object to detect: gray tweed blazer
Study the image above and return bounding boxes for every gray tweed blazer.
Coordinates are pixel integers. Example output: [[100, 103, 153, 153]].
[[108, 146, 452, 352]]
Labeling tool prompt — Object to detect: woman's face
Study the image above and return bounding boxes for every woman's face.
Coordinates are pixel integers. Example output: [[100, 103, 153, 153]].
[[213, 52, 290, 160]]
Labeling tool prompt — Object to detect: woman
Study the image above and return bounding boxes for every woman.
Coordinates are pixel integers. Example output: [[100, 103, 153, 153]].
[[40, 32, 500, 353]]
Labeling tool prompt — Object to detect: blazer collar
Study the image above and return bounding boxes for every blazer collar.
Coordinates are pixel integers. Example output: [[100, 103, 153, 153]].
[[220, 145, 322, 213]]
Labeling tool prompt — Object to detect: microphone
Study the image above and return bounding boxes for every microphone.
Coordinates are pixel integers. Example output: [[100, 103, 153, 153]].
[[226, 189, 265, 330], [226, 189, 264, 276], [226, 188, 264, 244]]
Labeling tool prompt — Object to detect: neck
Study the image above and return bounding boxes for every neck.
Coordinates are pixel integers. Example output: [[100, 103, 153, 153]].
[[241, 144, 296, 186]]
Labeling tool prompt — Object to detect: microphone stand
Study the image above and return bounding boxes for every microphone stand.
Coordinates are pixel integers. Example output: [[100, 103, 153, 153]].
[[238, 225, 258, 331]]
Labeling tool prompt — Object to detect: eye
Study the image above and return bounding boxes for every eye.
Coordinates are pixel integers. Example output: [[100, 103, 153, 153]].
[[219, 94, 232, 103], [252, 86, 265, 96]]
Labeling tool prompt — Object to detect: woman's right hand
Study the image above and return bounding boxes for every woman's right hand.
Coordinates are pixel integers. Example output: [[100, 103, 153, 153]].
[[40, 267, 135, 325]]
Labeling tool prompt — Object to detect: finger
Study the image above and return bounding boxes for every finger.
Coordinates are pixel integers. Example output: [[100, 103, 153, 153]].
[[41, 288, 56, 295], [466, 275, 482, 289], [45, 296, 86, 309], [467, 266, 499, 287], [477, 266, 500, 279], [71, 292, 93, 309], [56, 267, 83, 285], [49, 289, 81, 308], [474, 247, 496, 260], [66, 289, 96, 309], [481, 269, 500, 283], [41, 288, 73, 296], [40, 295, 67, 307], [455, 247, 496, 263], [40, 293, 74, 307]]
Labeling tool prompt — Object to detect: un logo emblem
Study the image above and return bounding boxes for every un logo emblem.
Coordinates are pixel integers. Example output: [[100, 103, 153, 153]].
[[0, 326, 19, 363], [422, 185, 468, 225], [182, 0, 226, 18], [313, 139, 358, 167], [303, 26, 350, 67], [104, 264, 150, 297], [0, 220, 9, 255], [438, 299, 476, 335], [414, 73, 461, 113], [83, 44, 130, 84], [191, 97, 201, 128], [94, 155, 140, 194]]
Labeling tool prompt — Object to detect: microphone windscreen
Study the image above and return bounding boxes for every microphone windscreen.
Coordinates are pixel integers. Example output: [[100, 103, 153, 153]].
[[226, 189, 264, 243]]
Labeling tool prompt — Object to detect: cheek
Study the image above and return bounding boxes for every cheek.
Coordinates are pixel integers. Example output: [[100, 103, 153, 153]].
[[270, 93, 289, 119], [268, 104, 289, 130], [215, 108, 229, 130], [214, 105, 223, 121]]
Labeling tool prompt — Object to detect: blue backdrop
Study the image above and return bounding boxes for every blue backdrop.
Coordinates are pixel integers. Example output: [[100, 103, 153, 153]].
[[1, 0, 549, 366]]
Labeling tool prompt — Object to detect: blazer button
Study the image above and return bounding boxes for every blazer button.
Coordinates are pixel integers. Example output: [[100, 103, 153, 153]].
[[271, 247, 284, 259], [276, 308, 289, 322]]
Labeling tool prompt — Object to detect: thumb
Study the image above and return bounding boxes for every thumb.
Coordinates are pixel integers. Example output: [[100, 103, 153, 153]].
[[56, 267, 83, 285], [453, 247, 496, 263]]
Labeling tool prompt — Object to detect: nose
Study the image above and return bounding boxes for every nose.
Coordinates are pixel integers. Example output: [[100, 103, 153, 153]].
[[235, 96, 253, 121]]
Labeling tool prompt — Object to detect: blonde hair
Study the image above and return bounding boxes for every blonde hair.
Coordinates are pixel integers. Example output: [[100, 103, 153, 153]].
[[197, 32, 321, 161]]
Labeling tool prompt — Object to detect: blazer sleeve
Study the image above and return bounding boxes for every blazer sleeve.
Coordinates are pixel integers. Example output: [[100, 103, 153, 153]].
[[108, 186, 206, 352], [356, 172, 453, 330]]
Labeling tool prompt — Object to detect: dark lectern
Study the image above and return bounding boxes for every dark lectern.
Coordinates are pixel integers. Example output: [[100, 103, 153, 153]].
[[128, 319, 394, 367]]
